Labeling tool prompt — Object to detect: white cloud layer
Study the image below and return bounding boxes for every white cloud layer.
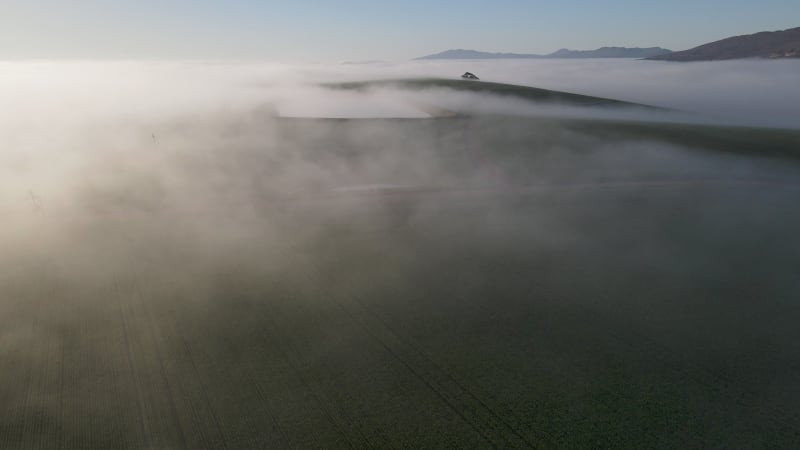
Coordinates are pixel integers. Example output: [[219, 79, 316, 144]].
[[2, 59, 799, 126]]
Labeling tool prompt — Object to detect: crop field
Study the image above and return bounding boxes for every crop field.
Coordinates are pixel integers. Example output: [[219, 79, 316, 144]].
[[3, 100, 800, 448], [324, 78, 657, 108]]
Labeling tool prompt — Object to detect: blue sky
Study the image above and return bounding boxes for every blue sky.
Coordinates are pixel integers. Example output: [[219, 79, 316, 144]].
[[1, 1, 797, 61]]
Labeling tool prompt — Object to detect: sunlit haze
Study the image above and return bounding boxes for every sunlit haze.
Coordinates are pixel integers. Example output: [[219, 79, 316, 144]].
[[3, 4, 800, 448]]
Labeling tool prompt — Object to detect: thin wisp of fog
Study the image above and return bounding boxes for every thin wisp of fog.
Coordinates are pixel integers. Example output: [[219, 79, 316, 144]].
[[2, 59, 800, 448]]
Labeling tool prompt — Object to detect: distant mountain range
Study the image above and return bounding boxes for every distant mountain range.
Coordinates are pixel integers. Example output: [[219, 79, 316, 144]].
[[415, 47, 673, 60], [647, 27, 800, 61], [547, 47, 673, 58]]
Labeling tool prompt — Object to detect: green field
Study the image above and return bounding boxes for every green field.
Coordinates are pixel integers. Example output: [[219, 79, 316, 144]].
[[324, 78, 662, 109], [4, 82, 800, 448]]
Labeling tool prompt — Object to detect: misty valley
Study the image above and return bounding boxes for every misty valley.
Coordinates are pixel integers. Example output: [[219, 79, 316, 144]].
[[2, 60, 800, 448]]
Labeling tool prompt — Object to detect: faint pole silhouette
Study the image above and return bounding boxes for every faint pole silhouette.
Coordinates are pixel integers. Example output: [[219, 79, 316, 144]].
[[28, 190, 43, 214]]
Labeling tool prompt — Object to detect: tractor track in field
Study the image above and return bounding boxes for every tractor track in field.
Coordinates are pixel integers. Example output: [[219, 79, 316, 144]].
[[167, 307, 236, 449], [333, 273, 630, 448], [134, 278, 189, 449], [172, 299, 296, 449], [317, 248, 800, 447], [224, 273, 377, 449], [268, 292, 400, 449], [360, 300, 566, 447], [259, 309, 369, 449], [301, 264, 544, 449], [334, 296, 533, 449], [114, 278, 154, 448], [484, 258, 800, 445], [17, 295, 43, 450], [305, 251, 601, 447]]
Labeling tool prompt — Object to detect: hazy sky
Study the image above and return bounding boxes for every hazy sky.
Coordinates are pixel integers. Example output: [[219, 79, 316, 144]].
[[1, 1, 797, 61]]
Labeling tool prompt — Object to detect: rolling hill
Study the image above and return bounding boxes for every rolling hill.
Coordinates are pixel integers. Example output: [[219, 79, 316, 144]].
[[323, 78, 662, 109], [648, 27, 800, 61]]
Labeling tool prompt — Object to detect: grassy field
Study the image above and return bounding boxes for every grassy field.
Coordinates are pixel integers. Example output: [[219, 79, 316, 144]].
[[323, 78, 661, 109], [4, 96, 800, 448]]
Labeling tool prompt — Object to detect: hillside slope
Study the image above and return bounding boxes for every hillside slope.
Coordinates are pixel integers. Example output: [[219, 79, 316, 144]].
[[323, 78, 661, 109], [648, 27, 800, 61]]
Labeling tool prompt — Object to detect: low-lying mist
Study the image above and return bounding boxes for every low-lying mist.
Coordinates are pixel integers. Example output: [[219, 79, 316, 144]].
[[3, 59, 799, 319], [360, 58, 800, 129], [2, 60, 800, 447]]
